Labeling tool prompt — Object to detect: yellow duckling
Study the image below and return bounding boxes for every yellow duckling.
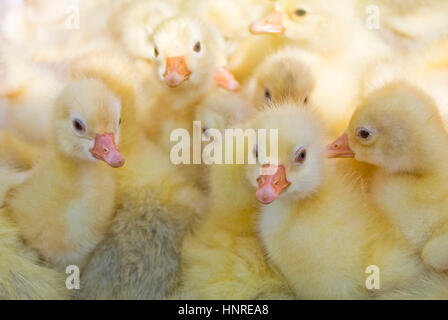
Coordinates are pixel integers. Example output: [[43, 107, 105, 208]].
[[249, 0, 365, 55], [178, 97, 294, 299], [68, 51, 206, 299], [245, 47, 315, 109], [245, 102, 441, 299], [6, 79, 125, 270], [328, 81, 448, 272], [142, 16, 240, 154]]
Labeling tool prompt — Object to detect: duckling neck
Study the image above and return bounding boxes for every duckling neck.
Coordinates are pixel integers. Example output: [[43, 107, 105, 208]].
[[54, 150, 107, 174], [158, 83, 211, 111]]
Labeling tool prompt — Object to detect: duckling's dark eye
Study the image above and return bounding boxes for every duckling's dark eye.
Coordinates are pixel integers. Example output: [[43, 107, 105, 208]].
[[193, 41, 201, 53], [294, 147, 306, 165], [304, 96, 308, 104], [154, 46, 159, 58], [118, 118, 122, 126], [295, 8, 307, 16], [264, 88, 272, 101], [72, 118, 86, 134], [356, 127, 372, 140]]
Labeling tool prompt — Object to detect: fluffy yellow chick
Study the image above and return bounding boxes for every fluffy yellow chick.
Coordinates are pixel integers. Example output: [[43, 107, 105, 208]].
[[150, 15, 239, 93], [6, 79, 125, 270], [328, 81, 448, 272], [250, 0, 369, 55], [245, 47, 315, 109], [175, 89, 292, 299], [142, 16, 240, 153], [245, 103, 442, 299], [68, 51, 206, 299], [103, 1, 178, 120]]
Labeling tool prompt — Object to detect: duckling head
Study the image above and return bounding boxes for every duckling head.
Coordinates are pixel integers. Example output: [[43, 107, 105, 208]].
[[249, 48, 315, 109], [327, 81, 447, 173], [246, 103, 324, 204], [151, 16, 216, 89], [53, 79, 125, 168], [250, 0, 352, 53]]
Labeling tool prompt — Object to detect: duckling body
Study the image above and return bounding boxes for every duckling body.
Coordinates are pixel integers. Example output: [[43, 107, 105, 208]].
[[248, 104, 437, 299], [70, 51, 205, 299], [7, 79, 123, 270], [0, 163, 67, 299], [0, 211, 68, 299], [179, 148, 293, 299], [329, 81, 448, 272], [8, 152, 117, 269]]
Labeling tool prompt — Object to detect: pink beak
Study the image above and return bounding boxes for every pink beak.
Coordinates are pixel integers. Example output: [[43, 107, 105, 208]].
[[214, 66, 240, 92], [250, 11, 286, 35], [256, 164, 290, 204], [164, 56, 192, 88], [326, 132, 355, 159], [90, 133, 125, 168]]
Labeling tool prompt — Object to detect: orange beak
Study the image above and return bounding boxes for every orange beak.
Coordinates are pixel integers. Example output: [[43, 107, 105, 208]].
[[250, 11, 285, 35], [164, 56, 192, 88], [90, 133, 125, 168], [214, 66, 240, 92], [256, 164, 291, 205], [326, 132, 355, 158]]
